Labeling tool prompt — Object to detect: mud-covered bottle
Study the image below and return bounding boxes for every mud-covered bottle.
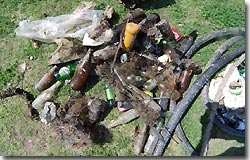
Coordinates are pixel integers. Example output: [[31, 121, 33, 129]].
[[87, 98, 103, 124], [35, 65, 58, 92], [70, 50, 91, 91], [32, 81, 62, 109], [54, 63, 77, 81]]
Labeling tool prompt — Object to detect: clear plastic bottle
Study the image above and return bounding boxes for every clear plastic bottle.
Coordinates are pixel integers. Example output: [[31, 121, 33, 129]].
[[229, 115, 245, 131], [32, 81, 62, 109]]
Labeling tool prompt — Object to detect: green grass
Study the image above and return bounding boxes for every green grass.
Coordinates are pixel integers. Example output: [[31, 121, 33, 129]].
[[0, 0, 245, 156]]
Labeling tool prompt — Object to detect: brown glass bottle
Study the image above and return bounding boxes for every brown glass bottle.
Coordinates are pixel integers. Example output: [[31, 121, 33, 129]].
[[175, 30, 197, 58], [177, 70, 193, 94], [35, 65, 58, 92], [70, 50, 91, 91], [138, 13, 160, 34]]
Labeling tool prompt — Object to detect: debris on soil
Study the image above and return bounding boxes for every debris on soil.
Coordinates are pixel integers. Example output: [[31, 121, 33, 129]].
[[8, 1, 205, 155]]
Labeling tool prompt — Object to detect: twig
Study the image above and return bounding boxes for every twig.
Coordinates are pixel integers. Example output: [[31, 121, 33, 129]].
[[110, 20, 128, 73]]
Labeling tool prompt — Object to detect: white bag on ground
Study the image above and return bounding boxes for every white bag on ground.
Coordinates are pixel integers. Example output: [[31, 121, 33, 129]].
[[15, 9, 103, 43], [208, 64, 245, 109]]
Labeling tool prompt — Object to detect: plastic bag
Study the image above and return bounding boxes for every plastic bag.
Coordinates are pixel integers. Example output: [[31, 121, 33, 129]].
[[208, 64, 245, 109], [15, 9, 103, 43]]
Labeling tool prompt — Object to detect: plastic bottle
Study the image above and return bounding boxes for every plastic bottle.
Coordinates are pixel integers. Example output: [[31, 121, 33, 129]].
[[126, 74, 145, 88], [104, 83, 116, 107], [143, 74, 165, 91], [35, 65, 58, 92], [143, 78, 158, 91], [54, 63, 77, 81], [237, 62, 245, 78], [32, 81, 62, 109], [70, 50, 91, 91], [123, 22, 140, 50]]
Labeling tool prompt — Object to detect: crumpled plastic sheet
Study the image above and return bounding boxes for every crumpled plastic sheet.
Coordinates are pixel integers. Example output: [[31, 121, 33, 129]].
[[15, 9, 103, 43]]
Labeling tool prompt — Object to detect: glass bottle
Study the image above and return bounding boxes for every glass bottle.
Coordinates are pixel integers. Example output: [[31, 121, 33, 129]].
[[177, 70, 193, 94], [54, 63, 77, 81], [35, 65, 58, 92], [175, 30, 197, 58], [104, 82, 116, 107], [70, 50, 91, 91], [138, 13, 160, 33], [32, 81, 62, 109]]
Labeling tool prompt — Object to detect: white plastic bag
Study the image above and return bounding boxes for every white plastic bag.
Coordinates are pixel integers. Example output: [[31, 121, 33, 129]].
[[15, 9, 103, 43]]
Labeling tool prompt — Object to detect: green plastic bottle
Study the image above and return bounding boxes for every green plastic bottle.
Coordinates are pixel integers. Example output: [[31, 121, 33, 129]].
[[104, 83, 115, 107], [54, 63, 77, 81]]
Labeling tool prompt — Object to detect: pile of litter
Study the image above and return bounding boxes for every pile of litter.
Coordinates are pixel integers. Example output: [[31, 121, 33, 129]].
[[4, 1, 207, 155]]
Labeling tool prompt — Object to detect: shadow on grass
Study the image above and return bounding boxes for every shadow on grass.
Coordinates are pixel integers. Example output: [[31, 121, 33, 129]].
[[196, 109, 245, 156], [139, 0, 176, 10], [217, 146, 245, 156]]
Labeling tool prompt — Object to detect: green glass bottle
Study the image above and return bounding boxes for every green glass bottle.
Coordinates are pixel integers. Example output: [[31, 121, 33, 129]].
[[104, 83, 115, 107], [54, 63, 77, 81]]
